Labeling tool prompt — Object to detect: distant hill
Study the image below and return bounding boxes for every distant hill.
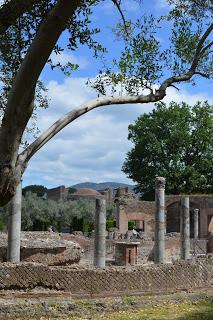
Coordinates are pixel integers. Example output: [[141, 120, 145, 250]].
[[71, 182, 135, 191]]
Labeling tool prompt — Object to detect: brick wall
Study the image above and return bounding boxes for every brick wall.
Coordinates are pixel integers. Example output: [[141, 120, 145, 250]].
[[0, 259, 212, 296]]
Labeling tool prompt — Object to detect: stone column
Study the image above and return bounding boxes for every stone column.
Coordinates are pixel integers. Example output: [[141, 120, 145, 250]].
[[154, 177, 166, 264], [7, 181, 22, 263], [180, 197, 190, 260], [194, 209, 199, 239], [94, 198, 106, 268], [115, 201, 120, 229]]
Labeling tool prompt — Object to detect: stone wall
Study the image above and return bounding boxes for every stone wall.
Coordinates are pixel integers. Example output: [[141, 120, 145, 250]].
[[0, 259, 212, 296], [116, 196, 155, 235], [166, 195, 213, 238], [46, 185, 68, 201], [116, 192, 213, 238]]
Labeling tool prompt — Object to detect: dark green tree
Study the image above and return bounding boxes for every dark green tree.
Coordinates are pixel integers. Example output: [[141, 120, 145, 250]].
[[68, 187, 77, 195], [22, 184, 47, 197], [21, 192, 61, 231], [123, 101, 213, 199]]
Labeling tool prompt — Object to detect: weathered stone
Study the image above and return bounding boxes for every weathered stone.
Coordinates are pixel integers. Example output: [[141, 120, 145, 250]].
[[154, 177, 166, 264], [7, 181, 22, 263], [0, 259, 211, 295], [0, 232, 82, 265], [180, 197, 190, 260], [94, 198, 106, 268]]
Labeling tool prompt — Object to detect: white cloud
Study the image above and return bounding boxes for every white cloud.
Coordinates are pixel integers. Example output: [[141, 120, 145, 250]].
[[23, 77, 212, 188], [50, 52, 88, 70], [123, 0, 141, 12], [155, 0, 169, 9]]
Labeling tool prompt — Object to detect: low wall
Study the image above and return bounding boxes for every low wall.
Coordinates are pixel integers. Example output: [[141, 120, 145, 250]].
[[0, 259, 212, 296]]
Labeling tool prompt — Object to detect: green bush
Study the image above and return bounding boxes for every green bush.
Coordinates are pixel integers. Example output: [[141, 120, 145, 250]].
[[106, 219, 116, 231], [0, 219, 6, 231], [128, 220, 136, 230]]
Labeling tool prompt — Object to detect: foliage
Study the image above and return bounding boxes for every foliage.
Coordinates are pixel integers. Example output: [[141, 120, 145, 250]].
[[22, 184, 47, 197], [106, 203, 116, 219], [91, 2, 212, 96], [0, 208, 6, 230], [0, 0, 105, 141], [128, 220, 136, 230], [21, 192, 58, 230], [7, 192, 96, 232], [9, 190, 116, 232], [122, 101, 213, 199], [0, 1, 212, 207], [68, 187, 77, 194], [106, 219, 116, 231]]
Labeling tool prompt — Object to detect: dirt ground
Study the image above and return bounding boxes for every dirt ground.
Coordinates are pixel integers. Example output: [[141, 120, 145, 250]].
[[0, 287, 212, 319]]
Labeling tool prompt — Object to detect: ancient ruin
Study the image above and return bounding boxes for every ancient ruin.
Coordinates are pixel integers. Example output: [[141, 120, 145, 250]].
[[114, 191, 213, 239], [0, 178, 212, 320], [44, 181, 213, 265], [0, 231, 81, 265]]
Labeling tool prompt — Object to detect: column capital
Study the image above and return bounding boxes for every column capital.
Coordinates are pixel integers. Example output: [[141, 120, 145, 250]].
[[194, 208, 199, 213], [155, 176, 166, 189]]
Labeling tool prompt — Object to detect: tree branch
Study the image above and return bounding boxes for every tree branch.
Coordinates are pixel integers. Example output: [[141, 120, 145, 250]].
[[19, 91, 164, 164], [190, 23, 213, 71], [194, 71, 213, 78], [159, 24, 213, 91], [200, 40, 213, 56], [19, 23, 213, 167], [0, 0, 41, 35], [111, 0, 129, 36], [170, 84, 180, 91]]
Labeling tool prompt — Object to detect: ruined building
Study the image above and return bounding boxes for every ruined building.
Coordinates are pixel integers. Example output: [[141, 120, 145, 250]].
[[46, 185, 68, 201], [115, 188, 213, 239], [46, 185, 213, 239]]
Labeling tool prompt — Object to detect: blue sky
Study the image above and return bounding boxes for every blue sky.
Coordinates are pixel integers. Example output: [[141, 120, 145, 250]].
[[20, 0, 212, 188]]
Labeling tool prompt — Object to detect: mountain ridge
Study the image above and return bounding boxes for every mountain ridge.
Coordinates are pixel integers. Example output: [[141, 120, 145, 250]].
[[71, 181, 135, 191]]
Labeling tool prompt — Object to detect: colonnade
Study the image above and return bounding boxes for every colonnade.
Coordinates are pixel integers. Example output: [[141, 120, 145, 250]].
[[7, 178, 199, 267], [155, 177, 199, 263]]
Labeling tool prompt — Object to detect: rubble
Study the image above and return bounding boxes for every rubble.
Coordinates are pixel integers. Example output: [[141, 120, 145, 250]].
[[0, 232, 82, 265]]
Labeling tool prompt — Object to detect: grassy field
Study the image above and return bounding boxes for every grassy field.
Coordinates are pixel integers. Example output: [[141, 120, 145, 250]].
[[7, 291, 213, 320], [67, 300, 213, 320]]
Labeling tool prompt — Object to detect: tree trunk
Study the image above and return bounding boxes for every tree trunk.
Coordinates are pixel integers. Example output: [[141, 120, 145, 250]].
[[0, 0, 83, 206], [7, 181, 22, 263]]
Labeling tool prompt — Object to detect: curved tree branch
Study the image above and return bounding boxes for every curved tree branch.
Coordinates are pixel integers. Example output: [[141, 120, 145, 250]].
[[19, 23, 213, 167], [19, 91, 164, 164], [200, 40, 213, 56], [190, 23, 213, 71], [194, 71, 213, 78], [159, 24, 213, 91]]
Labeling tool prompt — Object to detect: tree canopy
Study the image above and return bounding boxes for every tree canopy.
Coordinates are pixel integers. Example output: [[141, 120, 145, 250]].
[[0, 190, 116, 232], [122, 101, 213, 199], [0, 0, 212, 205], [22, 184, 47, 197]]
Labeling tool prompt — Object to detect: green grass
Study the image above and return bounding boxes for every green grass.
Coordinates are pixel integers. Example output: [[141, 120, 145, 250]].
[[68, 300, 213, 320]]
